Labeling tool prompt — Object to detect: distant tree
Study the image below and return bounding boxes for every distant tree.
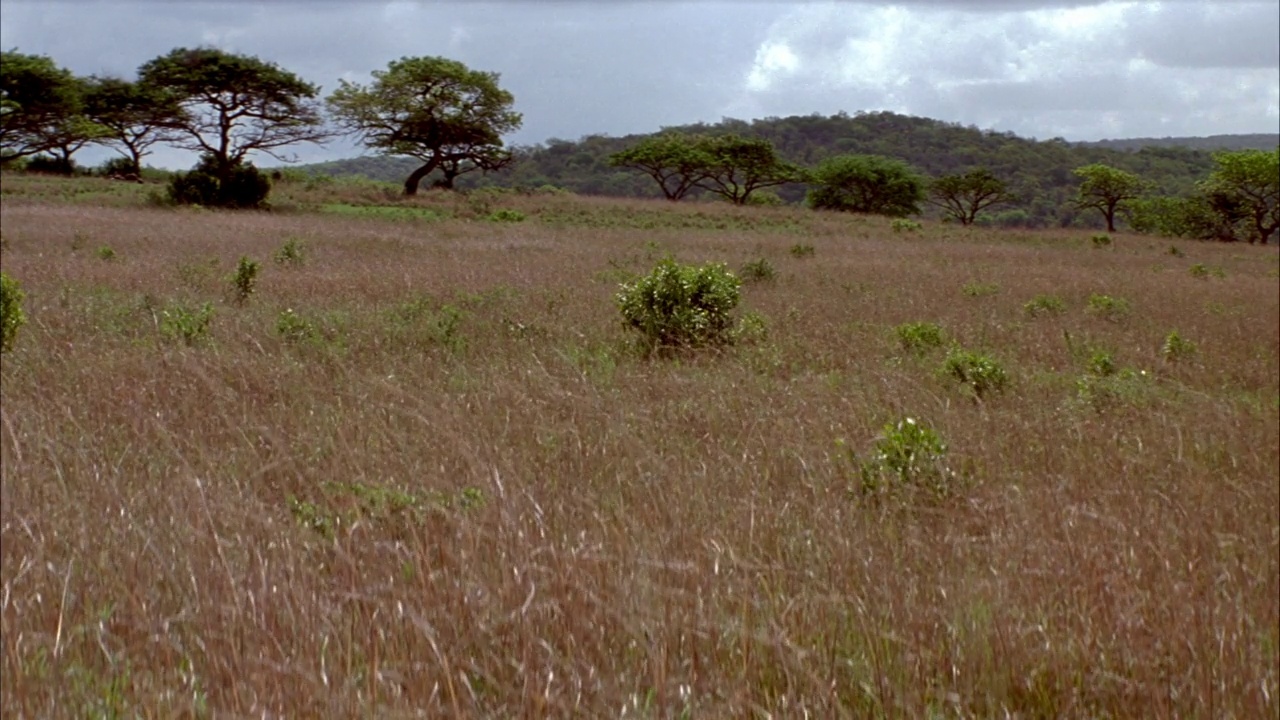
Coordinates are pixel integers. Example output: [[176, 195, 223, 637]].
[[327, 56, 522, 196], [806, 154, 925, 217], [608, 133, 711, 201], [928, 168, 1016, 225], [1072, 163, 1147, 232], [138, 47, 330, 188], [694, 135, 802, 205], [1, 51, 105, 166], [83, 76, 186, 175], [1200, 148, 1279, 244]]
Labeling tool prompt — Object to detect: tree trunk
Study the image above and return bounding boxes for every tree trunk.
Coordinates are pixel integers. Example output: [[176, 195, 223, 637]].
[[403, 159, 439, 196]]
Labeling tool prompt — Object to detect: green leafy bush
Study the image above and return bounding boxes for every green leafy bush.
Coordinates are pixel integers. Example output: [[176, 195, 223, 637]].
[[891, 218, 923, 233], [1087, 348, 1117, 376], [1, 272, 28, 353], [168, 155, 271, 209], [1188, 263, 1225, 279], [943, 347, 1009, 399], [841, 417, 960, 501], [229, 256, 260, 304], [789, 243, 815, 258], [276, 308, 317, 344], [894, 321, 946, 354], [487, 209, 527, 223], [159, 302, 214, 345], [739, 257, 776, 283], [96, 246, 117, 261], [616, 257, 742, 351], [1161, 331, 1196, 362], [1086, 294, 1131, 321], [1090, 233, 1112, 248], [274, 238, 306, 266]]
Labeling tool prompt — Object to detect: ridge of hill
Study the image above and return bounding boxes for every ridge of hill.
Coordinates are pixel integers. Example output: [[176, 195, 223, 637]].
[[293, 112, 1276, 228]]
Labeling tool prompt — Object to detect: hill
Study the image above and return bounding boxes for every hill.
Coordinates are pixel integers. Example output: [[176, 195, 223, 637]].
[[1079, 134, 1278, 153], [294, 113, 1267, 228]]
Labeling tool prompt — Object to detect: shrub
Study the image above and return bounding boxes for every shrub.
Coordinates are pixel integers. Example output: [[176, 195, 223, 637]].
[[1167, 245, 1185, 258], [229, 256, 260, 304], [96, 156, 140, 177], [1161, 331, 1196, 362], [487, 209, 526, 223], [891, 218, 923, 233], [789, 243, 815, 258], [842, 417, 959, 501], [1023, 294, 1066, 317], [96, 246, 117, 261], [1090, 233, 1112, 248], [733, 310, 770, 345], [739, 257, 776, 283], [1188, 263, 1225, 279], [1073, 368, 1155, 413], [276, 308, 317, 344], [25, 154, 76, 175], [616, 257, 742, 351], [159, 302, 214, 345], [962, 282, 1000, 297], [943, 347, 1009, 399], [1085, 294, 1131, 321], [168, 155, 271, 209], [1, 272, 28, 353], [895, 321, 946, 354], [274, 238, 306, 267], [1087, 348, 1117, 376]]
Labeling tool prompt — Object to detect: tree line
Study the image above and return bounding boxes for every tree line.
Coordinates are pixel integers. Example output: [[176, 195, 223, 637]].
[[2, 48, 1276, 243]]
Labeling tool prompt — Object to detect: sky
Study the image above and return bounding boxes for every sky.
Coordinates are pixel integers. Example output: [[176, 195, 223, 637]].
[[2, 0, 1277, 169]]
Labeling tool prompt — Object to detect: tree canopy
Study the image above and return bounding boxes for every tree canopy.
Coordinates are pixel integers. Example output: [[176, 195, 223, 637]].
[[327, 56, 522, 195], [83, 76, 187, 175], [1073, 163, 1147, 232], [1201, 148, 1279, 244], [1, 50, 98, 165], [696, 135, 802, 205], [608, 133, 711, 201], [807, 154, 926, 217], [138, 47, 330, 179], [929, 168, 1016, 225]]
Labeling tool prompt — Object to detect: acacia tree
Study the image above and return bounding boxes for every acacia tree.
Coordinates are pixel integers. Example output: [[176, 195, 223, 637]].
[[695, 135, 801, 205], [929, 168, 1016, 225], [138, 47, 330, 184], [0, 50, 102, 166], [327, 56, 522, 196], [1073, 163, 1146, 232], [807, 154, 925, 217], [1200, 148, 1279, 244], [83, 76, 187, 175], [608, 133, 712, 201]]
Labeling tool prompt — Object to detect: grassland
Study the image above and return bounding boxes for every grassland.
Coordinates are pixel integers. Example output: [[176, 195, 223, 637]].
[[1, 172, 1278, 718]]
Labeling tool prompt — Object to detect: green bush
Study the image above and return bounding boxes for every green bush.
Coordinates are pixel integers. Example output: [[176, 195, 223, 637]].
[[739, 257, 776, 283], [1, 272, 28, 353], [943, 347, 1009, 399], [1086, 294, 1130, 321], [168, 155, 271, 209], [1161, 331, 1196, 362], [487, 209, 527, 223], [789, 243, 815, 258], [891, 218, 923, 233], [894, 321, 946, 354], [24, 154, 76, 175], [1090, 233, 1112, 248], [842, 417, 959, 501], [962, 282, 1000, 297], [616, 257, 742, 351], [276, 308, 317, 344], [229, 256, 260, 304], [1023, 294, 1066, 317], [274, 238, 306, 267], [96, 246, 117, 261], [159, 302, 214, 345]]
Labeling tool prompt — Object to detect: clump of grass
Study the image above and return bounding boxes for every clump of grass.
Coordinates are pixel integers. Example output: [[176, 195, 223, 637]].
[[1090, 233, 1112, 249], [1188, 263, 1225, 279], [0, 271, 27, 353], [1024, 294, 1066, 317], [894, 321, 946, 355], [1086, 293, 1130, 321], [276, 308, 317, 344], [1167, 245, 1185, 258], [789, 243, 815, 258], [1086, 348, 1117, 377], [487, 209, 527, 223], [891, 218, 923, 233], [96, 246, 117, 261], [942, 347, 1009, 399], [1073, 367, 1156, 413], [739, 257, 776, 283], [962, 281, 1000, 297]]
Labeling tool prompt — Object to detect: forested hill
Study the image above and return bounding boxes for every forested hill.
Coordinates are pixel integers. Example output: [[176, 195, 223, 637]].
[[1078, 134, 1279, 153], [296, 112, 1272, 228]]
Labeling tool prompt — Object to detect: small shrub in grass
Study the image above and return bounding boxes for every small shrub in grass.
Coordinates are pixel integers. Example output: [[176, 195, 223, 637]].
[[895, 321, 946, 354], [229, 256, 260, 305], [388, 298, 466, 353], [616, 256, 742, 352], [96, 246, 116, 261], [891, 219, 922, 233], [1161, 331, 1196, 362], [733, 310, 770, 344], [1073, 368, 1155, 413], [1189, 263, 1225, 279], [1, 272, 27, 353], [789, 243, 815, 258], [274, 238, 305, 266], [739, 257, 776, 283], [1023, 294, 1066, 317], [1167, 245, 1185, 258], [487, 209, 526, 223], [943, 347, 1009, 399], [1085, 293, 1130, 321], [1087, 348, 1117, 376], [159, 302, 214, 345], [962, 281, 1000, 297], [841, 417, 960, 502], [276, 308, 317, 344], [1090, 233, 1112, 248]]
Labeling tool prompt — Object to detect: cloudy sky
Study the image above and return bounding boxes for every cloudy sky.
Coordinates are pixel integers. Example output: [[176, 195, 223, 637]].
[[2, 0, 1277, 169]]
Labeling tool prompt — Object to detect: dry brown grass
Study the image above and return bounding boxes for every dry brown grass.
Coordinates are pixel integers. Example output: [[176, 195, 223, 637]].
[[2, 176, 1278, 718]]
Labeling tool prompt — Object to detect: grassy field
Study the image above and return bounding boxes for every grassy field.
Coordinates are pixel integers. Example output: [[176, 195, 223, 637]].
[[1, 172, 1278, 718]]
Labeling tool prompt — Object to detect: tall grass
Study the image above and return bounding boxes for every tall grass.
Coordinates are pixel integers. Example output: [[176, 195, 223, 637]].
[[2, 175, 1277, 717]]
